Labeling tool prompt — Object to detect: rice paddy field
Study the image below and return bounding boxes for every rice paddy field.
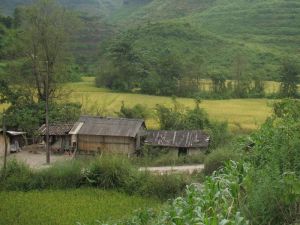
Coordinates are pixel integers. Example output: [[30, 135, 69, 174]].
[[65, 77, 275, 131], [0, 77, 279, 131], [0, 189, 160, 225]]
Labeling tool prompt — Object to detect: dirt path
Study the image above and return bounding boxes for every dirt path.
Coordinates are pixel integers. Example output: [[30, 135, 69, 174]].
[[139, 165, 204, 174], [3, 145, 72, 169]]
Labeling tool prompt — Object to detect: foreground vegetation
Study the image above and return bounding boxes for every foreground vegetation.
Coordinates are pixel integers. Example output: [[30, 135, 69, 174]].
[[0, 100, 299, 225], [108, 99, 300, 225], [0, 156, 190, 201], [0, 189, 160, 225]]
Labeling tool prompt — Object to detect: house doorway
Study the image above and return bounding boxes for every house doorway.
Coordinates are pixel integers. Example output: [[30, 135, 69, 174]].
[[178, 147, 188, 157]]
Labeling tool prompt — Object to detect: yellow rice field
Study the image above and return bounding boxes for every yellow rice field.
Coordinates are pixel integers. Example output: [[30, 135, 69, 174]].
[[0, 77, 276, 131], [65, 77, 274, 131]]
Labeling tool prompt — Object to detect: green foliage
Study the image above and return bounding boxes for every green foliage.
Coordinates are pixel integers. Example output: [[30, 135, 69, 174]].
[[204, 148, 240, 175], [112, 99, 300, 225], [30, 161, 83, 189], [111, 161, 250, 225], [82, 156, 136, 190], [138, 173, 189, 200], [156, 98, 230, 148], [0, 156, 189, 200], [242, 99, 300, 224], [156, 98, 208, 130], [279, 59, 300, 98], [273, 99, 300, 120], [3, 101, 81, 135], [82, 156, 189, 200], [117, 102, 150, 119], [0, 160, 32, 191], [0, 189, 160, 225]]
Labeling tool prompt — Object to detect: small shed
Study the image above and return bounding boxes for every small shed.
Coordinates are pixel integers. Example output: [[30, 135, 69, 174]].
[[38, 124, 74, 152], [0, 129, 27, 156], [69, 116, 146, 156], [145, 130, 210, 156]]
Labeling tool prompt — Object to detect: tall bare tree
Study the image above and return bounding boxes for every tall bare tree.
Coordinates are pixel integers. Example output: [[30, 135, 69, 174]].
[[20, 0, 79, 163]]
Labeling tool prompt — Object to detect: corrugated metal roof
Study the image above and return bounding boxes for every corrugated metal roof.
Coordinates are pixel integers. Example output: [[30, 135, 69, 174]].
[[38, 124, 74, 136], [6, 131, 26, 136], [0, 130, 26, 136], [76, 116, 145, 138], [145, 130, 210, 148], [69, 122, 84, 135]]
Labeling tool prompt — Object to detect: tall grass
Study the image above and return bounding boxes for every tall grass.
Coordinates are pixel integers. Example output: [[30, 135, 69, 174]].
[[0, 189, 160, 225], [0, 156, 190, 200]]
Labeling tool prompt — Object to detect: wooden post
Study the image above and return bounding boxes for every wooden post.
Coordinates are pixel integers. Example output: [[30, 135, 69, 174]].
[[2, 110, 8, 175], [45, 60, 50, 164]]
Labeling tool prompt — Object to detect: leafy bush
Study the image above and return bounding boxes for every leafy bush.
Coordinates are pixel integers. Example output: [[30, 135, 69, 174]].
[[204, 148, 240, 175], [81, 156, 136, 190], [117, 102, 150, 119], [31, 161, 83, 189], [138, 172, 189, 200], [82, 156, 189, 200], [0, 156, 189, 200], [242, 100, 300, 224], [0, 160, 32, 191], [109, 161, 250, 225], [156, 97, 231, 149]]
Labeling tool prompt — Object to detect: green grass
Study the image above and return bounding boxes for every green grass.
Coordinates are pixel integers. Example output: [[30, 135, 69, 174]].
[[66, 77, 273, 131], [0, 188, 160, 225]]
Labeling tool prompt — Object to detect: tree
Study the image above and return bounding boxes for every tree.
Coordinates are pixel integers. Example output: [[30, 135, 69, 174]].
[[19, 0, 79, 102], [232, 53, 250, 98], [279, 59, 299, 98], [0, 0, 80, 163]]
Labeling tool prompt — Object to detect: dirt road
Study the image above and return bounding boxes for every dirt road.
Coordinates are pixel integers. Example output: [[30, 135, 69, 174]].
[[139, 164, 204, 174], [3, 145, 71, 169]]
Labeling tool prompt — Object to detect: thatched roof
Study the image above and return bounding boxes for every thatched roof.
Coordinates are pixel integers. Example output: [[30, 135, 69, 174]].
[[145, 130, 210, 148], [38, 124, 74, 136], [70, 116, 145, 138]]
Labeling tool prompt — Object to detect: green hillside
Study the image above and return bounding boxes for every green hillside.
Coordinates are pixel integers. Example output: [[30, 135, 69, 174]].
[[103, 0, 300, 80], [1, 0, 299, 80]]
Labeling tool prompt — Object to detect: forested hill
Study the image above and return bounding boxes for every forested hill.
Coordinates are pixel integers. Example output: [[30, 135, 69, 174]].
[[1, 0, 300, 80], [104, 0, 300, 80]]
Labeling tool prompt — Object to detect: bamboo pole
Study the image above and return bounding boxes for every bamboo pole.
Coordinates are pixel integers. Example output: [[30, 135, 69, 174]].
[[2, 110, 8, 175]]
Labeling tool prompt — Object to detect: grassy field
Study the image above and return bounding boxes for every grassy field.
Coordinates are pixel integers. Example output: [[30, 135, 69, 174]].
[[0, 188, 160, 225], [0, 77, 276, 131], [66, 77, 274, 131]]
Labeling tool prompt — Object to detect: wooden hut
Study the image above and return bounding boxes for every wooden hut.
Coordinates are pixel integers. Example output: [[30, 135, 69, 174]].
[[38, 124, 74, 152], [0, 129, 26, 156], [69, 116, 146, 156], [145, 130, 210, 156]]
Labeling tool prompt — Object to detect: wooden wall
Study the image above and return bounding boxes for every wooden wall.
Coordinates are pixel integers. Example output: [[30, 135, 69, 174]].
[[0, 135, 10, 157], [78, 135, 136, 155]]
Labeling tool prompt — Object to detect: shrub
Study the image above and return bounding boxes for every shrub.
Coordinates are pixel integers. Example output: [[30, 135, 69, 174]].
[[204, 148, 240, 175], [82, 156, 137, 190], [0, 160, 32, 191], [31, 161, 83, 189], [0, 156, 191, 200], [139, 173, 189, 200]]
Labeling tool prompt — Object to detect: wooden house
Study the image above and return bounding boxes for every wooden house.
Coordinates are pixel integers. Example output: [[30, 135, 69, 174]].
[[38, 124, 74, 152], [0, 129, 26, 156], [145, 130, 210, 156], [69, 116, 146, 156]]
